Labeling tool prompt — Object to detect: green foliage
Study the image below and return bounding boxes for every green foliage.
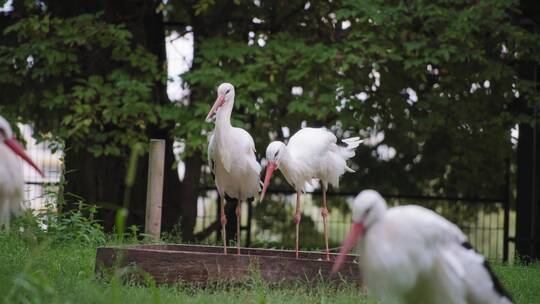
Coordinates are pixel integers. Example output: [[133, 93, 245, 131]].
[[0, 11, 172, 156], [0, 190, 536, 303], [8, 177, 147, 245], [12, 200, 106, 245], [177, 0, 540, 198], [1, 0, 540, 217], [0, 227, 539, 303], [0, 213, 371, 303]]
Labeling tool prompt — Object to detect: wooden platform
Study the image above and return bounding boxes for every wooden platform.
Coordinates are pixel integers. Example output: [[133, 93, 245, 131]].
[[95, 244, 361, 286]]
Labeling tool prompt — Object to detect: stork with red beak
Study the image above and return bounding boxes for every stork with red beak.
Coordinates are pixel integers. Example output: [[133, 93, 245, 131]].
[[206, 83, 261, 254], [260, 127, 362, 260], [0, 115, 44, 228], [332, 190, 513, 304]]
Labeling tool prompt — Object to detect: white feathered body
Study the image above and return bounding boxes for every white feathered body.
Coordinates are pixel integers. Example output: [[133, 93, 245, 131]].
[[279, 127, 361, 191], [359, 205, 512, 304], [0, 144, 24, 227], [208, 122, 261, 201]]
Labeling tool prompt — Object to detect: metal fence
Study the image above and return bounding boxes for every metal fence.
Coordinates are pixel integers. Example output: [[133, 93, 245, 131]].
[[19, 124, 63, 211], [19, 124, 513, 262], [195, 188, 513, 262]]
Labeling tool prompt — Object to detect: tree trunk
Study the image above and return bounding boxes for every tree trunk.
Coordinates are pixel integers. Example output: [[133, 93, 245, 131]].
[[176, 58, 204, 240], [177, 152, 203, 240], [515, 0, 540, 261], [516, 122, 540, 261], [174, 19, 205, 240], [161, 138, 183, 231], [49, 0, 183, 232]]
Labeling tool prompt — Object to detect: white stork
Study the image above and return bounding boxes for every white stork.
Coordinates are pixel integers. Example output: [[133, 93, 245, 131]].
[[332, 190, 513, 304], [206, 83, 261, 255], [0, 115, 44, 228], [260, 127, 362, 260]]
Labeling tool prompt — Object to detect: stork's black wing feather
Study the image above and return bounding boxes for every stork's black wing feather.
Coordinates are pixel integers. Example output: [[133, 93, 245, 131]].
[[462, 242, 513, 301], [336, 137, 348, 147]]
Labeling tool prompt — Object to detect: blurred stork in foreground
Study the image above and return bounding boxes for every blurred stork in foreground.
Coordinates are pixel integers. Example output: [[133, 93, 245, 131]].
[[261, 127, 361, 260], [206, 83, 261, 254], [0, 115, 44, 228], [333, 190, 513, 304]]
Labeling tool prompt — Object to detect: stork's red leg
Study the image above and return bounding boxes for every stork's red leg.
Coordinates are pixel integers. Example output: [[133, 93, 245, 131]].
[[220, 196, 227, 254], [321, 186, 330, 261], [236, 200, 242, 255], [294, 191, 302, 259]]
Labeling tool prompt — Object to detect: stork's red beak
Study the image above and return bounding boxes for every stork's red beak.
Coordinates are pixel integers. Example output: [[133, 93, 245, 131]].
[[205, 95, 225, 121], [4, 138, 44, 177], [260, 161, 278, 202], [332, 222, 364, 273]]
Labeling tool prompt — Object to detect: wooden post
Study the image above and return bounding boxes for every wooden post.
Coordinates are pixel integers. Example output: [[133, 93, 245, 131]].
[[145, 139, 165, 240]]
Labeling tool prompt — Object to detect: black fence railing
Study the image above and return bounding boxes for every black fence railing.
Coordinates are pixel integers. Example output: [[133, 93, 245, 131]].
[[195, 187, 512, 262], [24, 178, 513, 262], [20, 122, 512, 263]]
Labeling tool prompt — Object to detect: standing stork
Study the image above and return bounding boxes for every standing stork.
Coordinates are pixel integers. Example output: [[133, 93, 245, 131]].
[[206, 83, 261, 254], [332, 190, 513, 304], [260, 127, 362, 260], [0, 115, 44, 228]]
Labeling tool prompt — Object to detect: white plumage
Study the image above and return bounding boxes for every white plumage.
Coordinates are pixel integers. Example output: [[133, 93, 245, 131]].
[[261, 127, 362, 259], [0, 115, 43, 228], [0, 140, 24, 227], [206, 83, 261, 254], [208, 128, 260, 201], [333, 190, 513, 304]]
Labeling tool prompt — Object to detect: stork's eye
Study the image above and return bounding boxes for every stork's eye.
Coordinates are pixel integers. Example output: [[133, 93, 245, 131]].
[[226, 89, 230, 94], [274, 151, 279, 158], [364, 207, 372, 216]]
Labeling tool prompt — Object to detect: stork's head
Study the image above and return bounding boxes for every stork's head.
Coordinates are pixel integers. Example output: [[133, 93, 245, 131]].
[[260, 141, 286, 202], [352, 190, 387, 229], [332, 190, 387, 273], [0, 115, 44, 177], [265, 141, 286, 164], [205, 83, 235, 121]]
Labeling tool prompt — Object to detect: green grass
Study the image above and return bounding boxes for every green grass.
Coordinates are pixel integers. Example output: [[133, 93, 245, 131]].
[[0, 232, 371, 304], [491, 263, 540, 304], [0, 232, 539, 304]]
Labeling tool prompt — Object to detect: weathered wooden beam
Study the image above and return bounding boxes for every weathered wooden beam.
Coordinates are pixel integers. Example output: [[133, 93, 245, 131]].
[[95, 244, 362, 286], [145, 139, 165, 240]]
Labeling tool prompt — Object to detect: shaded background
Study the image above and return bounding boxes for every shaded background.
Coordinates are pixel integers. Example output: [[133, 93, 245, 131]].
[[1, 0, 539, 261]]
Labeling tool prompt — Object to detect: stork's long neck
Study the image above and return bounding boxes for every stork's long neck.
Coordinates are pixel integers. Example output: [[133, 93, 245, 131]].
[[214, 97, 234, 135]]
